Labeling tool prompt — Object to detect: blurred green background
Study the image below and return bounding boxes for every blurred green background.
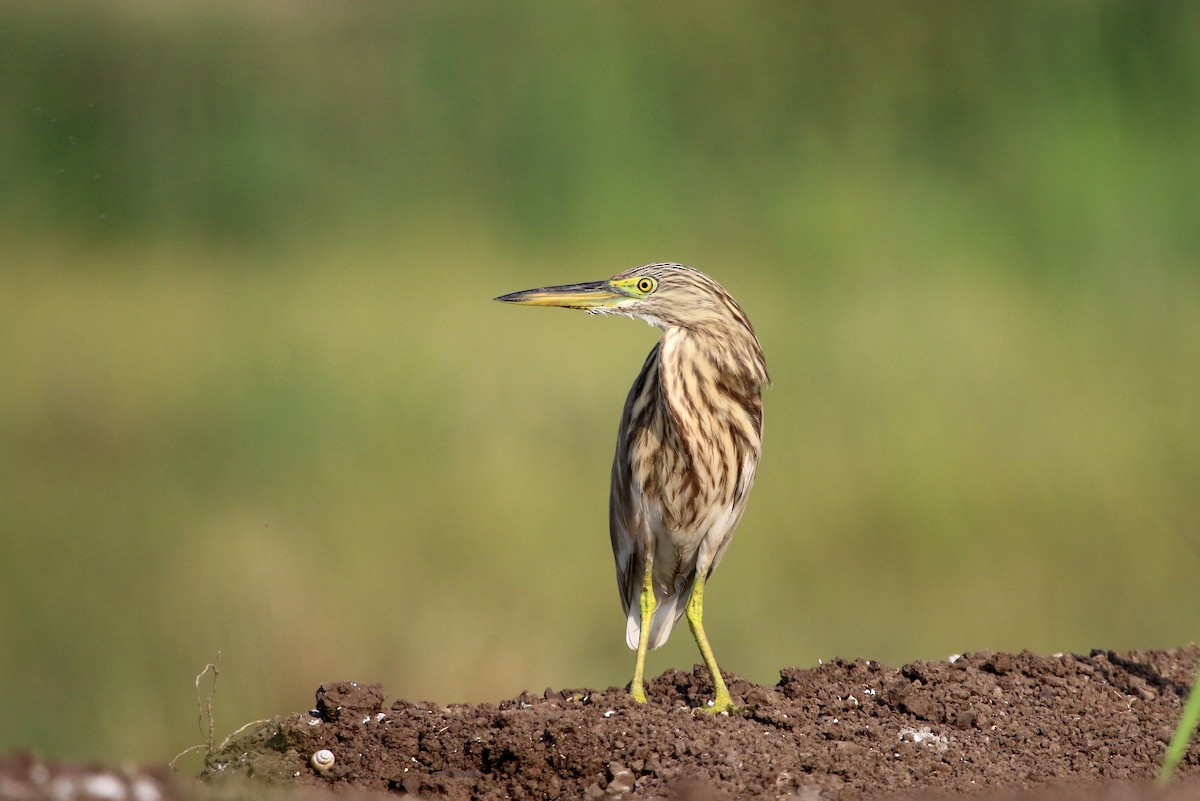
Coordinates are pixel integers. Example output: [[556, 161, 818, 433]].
[[2, 0, 1198, 766]]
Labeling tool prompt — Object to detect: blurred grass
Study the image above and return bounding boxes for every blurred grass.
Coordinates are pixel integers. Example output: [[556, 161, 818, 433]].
[[1, 0, 1198, 767]]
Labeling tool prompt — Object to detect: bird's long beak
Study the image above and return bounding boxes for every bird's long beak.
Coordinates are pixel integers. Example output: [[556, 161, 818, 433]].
[[494, 280, 624, 310]]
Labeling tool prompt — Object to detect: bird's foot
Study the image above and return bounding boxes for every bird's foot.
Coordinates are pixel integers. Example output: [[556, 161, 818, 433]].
[[696, 692, 738, 715]]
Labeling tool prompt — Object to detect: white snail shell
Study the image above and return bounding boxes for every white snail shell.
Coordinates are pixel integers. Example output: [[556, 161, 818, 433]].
[[310, 749, 336, 774]]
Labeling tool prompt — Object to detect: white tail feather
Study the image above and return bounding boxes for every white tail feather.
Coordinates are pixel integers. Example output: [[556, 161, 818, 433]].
[[625, 591, 688, 650], [625, 613, 640, 650]]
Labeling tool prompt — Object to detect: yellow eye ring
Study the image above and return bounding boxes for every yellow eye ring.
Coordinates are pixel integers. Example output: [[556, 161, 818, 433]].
[[636, 277, 656, 294]]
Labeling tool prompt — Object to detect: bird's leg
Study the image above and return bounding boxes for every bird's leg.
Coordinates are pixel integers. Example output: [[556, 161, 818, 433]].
[[629, 553, 655, 703], [685, 574, 735, 714]]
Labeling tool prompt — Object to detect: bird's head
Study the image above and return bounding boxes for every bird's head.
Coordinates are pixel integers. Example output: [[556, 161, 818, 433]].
[[496, 263, 753, 334]]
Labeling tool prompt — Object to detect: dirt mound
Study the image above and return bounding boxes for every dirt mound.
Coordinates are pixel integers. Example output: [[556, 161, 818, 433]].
[[186, 647, 1200, 800]]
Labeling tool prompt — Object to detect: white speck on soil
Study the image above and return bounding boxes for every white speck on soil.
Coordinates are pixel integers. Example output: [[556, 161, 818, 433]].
[[899, 726, 949, 753], [130, 777, 161, 801], [81, 774, 127, 800]]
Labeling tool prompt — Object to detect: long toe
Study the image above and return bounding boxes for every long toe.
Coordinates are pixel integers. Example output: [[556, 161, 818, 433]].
[[697, 692, 737, 715]]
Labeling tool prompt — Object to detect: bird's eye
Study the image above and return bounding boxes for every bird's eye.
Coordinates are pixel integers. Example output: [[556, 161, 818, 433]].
[[636, 277, 656, 294]]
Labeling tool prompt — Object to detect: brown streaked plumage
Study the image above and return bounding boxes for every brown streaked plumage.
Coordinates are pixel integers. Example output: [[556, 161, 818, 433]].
[[496, 263, 768, 712]]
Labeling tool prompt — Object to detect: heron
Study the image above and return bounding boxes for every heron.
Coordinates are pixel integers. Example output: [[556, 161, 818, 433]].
[[496, 263, 768, 713]]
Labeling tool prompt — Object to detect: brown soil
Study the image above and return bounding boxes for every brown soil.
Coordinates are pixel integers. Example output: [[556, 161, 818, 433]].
[[5, 648, 1200, 801], [206, 646, 1200, 800]]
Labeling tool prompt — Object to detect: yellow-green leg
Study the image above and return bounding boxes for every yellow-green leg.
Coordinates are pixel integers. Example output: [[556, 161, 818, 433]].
[[686, 573, 735, 713], [629, 554, 655, 703]]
